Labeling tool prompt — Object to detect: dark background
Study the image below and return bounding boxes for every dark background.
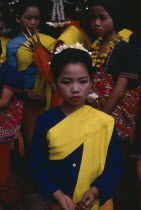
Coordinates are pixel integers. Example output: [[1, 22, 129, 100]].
[[1, 0, 141, 47], [125, 0, 141, 47]]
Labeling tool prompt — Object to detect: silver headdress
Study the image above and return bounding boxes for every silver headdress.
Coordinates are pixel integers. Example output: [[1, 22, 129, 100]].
[[46, 0, 73, 27]]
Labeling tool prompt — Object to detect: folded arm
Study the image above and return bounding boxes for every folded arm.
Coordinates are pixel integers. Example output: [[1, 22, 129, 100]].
[[0, 87, 14, 108], [102, 77, 128, 114]]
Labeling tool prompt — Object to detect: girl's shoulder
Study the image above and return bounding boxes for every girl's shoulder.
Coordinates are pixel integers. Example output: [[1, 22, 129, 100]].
[[109, 40, 141, 80], [7, 33, 26, 50], [0, 63, 24, 88], [36, 106, 66, 134], [113, 40, 137, 55], [38, 106, 64, 123]]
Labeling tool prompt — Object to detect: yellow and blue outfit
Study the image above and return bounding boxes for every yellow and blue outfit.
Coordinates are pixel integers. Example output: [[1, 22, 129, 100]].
[[6, 33, 36, 88], [0, 36, 11, 62], [29, 105, 123, 209], [6, 33, 56, 146], [118, 29, 137, 47]]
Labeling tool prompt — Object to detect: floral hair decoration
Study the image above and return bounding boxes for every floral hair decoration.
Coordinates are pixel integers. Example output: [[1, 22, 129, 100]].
[[49, 42, 93, 65], [54, 42, 92, 55]]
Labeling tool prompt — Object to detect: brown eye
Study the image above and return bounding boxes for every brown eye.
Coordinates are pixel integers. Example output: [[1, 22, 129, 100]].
[[100, 16, 107, 21], [80, 80, 88, 84], [35, 16, 40, 20], [26, 16, 32, 21], [62, 81, 71, 85]]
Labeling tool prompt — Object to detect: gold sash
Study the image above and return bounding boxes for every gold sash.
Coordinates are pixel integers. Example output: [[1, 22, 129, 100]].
[[118, 29, 133, 43], [47, 105, 114, 209], [16, 33, 56, 109], [16, 33, 56, 71], [58, 26, 91, 50]]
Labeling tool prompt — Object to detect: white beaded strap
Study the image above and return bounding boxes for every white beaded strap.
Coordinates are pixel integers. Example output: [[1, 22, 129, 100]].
[[51, 0, 65, 22]]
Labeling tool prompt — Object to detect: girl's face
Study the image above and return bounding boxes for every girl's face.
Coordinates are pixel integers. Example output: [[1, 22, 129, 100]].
[[89, 5, 115, 39], [16, 6, 40, 33], [55, 62, 92, 110]]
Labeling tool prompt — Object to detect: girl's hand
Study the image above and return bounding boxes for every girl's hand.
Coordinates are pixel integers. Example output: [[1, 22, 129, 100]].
[[76, 187, 99, 210], [53, 190, 77, 210], [24, 88, 45, 102], [0, 88, 14, 109], [19, 25, 43, 53]]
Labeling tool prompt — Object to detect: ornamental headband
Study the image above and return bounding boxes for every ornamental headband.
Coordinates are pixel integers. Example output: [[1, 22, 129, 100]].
[[49, 42, 94, 66], [54, 42, 92, 55]]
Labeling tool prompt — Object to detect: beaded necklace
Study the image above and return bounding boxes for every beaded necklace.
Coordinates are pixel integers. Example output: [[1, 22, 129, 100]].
[[91, 34, 122, 69]]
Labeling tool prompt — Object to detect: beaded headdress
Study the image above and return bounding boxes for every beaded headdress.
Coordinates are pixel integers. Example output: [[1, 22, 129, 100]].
[[46, 0, 74, 27]]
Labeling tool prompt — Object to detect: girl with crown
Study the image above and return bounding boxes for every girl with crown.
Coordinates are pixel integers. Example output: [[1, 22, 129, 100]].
[[29, 47, 123, 210]]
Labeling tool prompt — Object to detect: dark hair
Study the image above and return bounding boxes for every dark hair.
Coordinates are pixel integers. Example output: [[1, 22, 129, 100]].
[[10, 0, 42, 37], [0, 7, 11, 37], [0, 7, 5, 22], [87, 0, 127, 31], [51, 48, 93, 83], [63, 1, 77, 20], [14, 0, 41, 17], [0, 7, 4, 15]]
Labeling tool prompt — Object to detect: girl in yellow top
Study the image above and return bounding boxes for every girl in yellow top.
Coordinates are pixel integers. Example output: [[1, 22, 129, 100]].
[[21, 0, 92, 110], [0, 7, 11, 63], [6, 0, 56, 147]]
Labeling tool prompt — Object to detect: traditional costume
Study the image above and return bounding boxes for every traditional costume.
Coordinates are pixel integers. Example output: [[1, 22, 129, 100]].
[[29, 105, 123, 209], [0, 36, 11, 62], [87, 1, 141, 209], [118, 29, 138, 47], [130, 98, 141, 159], [89, 39, 140, 142], [0, 63, 24, 204], [6, 33, 56, 146], [32, 20, 91, 109], [7, 33, 56, 90]]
